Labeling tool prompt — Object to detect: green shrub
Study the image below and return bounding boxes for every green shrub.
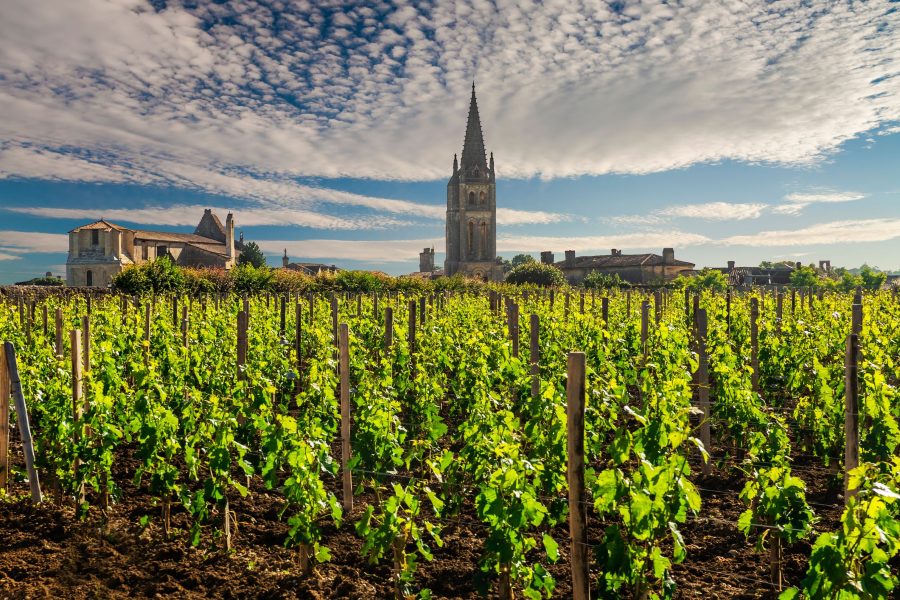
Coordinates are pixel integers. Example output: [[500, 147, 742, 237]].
[[505, 261, 566, 287], [582, 271, 629, 290], [231, 263, 274, 293]]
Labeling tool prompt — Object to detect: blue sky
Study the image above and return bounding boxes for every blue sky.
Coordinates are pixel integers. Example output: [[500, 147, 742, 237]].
[[1, 0, 899, 283]]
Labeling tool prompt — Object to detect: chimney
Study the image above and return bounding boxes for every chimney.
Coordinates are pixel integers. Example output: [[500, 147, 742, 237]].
[[565, 250, 575, 266], [540, 251, 554, 265], [819, 260, 831, 272], [419, 247, 434, 273], [795, 261, 802, 269], [727, 260, 735, 270], [282, 248, 289, 268], [225, 213, 235, 261], [662, 248, 674, 264]]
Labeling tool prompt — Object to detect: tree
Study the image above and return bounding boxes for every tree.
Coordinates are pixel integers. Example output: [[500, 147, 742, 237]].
[[859, 264, 887, 290], [505, 261, 566, 287], [789, 265, 818, 288], [582, 271, 628, 290], [238, 241, 267, 268], [674, 268, 728, 292], [511, 254, 536, 268]]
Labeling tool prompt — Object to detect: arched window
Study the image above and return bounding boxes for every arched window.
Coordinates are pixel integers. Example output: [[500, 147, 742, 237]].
[[467, 221, 475, 257], [468, 191, 475, 206], [86, 270, 93, 287], [478, 221, 488, 259], [479, 191, 486, 205]]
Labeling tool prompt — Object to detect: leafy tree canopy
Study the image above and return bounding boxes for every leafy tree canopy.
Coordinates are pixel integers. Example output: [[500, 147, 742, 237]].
[[505, 261, 566, 287], [238, 241, 267, 268]]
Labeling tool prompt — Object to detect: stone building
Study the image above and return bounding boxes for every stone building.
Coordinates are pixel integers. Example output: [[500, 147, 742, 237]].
[[544, 248, 694, 285], [717, 260, 797, 287], [66, 209, 238, 287], [281, 250, 341, 276], [444, 84, 504, 281]]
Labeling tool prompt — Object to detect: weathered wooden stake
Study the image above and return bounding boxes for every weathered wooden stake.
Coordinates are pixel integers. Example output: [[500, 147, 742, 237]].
[[280, 296, 286, 336], [750, 298, 759, 393], [640, 300, 649, 358], [4, 343, 41, 502], [55, 307, 63, 358], [530, 314, 540, 399], [82, 315, 91, 373], [71, 329, 85, 503], [0, 344, 9, 490], [509, 303, 519, 358], [601, 297, 609, 326], [339, 324, 353, 512], [419, 296, 426, 326], [697, 309, 712, 476], [237, 311, 248, 381], [566, 352, 589, 600], [844, 333, 859, 505], [384, 307, 394, 351]]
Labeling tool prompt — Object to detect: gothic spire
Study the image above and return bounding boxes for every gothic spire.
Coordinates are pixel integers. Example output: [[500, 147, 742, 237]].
[[460, 82, 488, 174]]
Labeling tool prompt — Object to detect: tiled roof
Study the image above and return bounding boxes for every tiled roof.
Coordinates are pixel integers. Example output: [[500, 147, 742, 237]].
[[69, 219, 128, 233], [133, 230, 223, 244], [556, 254, 694, 269]]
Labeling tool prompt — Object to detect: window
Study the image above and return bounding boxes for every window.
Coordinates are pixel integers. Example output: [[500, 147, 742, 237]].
[[467, 221, 474, 257], [142, 244, 148, 260], [468, 191, 475, 206], [91, 230, 99, 246], [480, 221, 488, 259], [157, 245, 168, 259], [86, 270, 93, 286], [479, 191, 486, 205]]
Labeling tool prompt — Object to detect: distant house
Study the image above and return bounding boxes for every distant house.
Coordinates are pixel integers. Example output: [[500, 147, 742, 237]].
[[66, 209, 240, 287], [716, 260, 798, 287], [544, 248, 695, 285], [281, 250, 341, 276]]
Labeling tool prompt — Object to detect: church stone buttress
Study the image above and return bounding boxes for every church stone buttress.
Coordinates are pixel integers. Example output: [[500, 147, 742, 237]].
[[445, 84, 503, 282]]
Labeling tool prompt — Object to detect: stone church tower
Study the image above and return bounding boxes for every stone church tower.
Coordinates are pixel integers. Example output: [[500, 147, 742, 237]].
[[445, 84, 503, 281]]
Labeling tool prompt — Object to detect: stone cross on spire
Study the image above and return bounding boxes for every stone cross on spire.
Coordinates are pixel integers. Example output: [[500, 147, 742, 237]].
[[460, 82, 488, 175]]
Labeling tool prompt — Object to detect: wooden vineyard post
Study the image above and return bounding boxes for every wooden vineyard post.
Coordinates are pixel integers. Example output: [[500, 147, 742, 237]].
[[55, 307, 63, 358], [181, 305, 189, 349], [626, 290, 631, 318], [640, 300, 649, 359], [79, 314, 90, 375], [42, 304, 48, 338], [0, 343, 9, 490], [851, 301, 863, 336], [294, 303, 303, 370], [172, 295, 178, 327], [280, 296, 286, 336], [654, 290, 661, 325], [71, 329, 86, 503], [141, 303, 151, 364], [601, 297, 609, 327], [331, 296, 339, 351], [564, 292, 570, 320], [384, 307, 394, 351], [407, 301, 416, 373], [237, 311, 248, 381], [844, 333, 859, 505], [530, 314, 540, 399], [339, 324, 353, 512], [726, 289, 732, 330], [4, 343, 41, 502], [750, 298, 759, 393], [697, 309, 712, 476], [579, 291, 584, 315], [791, 289, 796, 315], [566, 351, 589, 600], [419, 296, 426, 326], [509, 303, 519, 358], [776, 293, 783, 334]]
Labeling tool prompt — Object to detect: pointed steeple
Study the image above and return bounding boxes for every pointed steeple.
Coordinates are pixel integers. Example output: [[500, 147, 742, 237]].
[[460, 82, 488, 175]]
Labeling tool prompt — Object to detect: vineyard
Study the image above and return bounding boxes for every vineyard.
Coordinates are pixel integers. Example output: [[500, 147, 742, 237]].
[[0, 287, 898, 599]]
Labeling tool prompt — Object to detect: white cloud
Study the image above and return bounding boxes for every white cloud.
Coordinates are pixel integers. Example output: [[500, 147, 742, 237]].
[[719, 219, 900, 247], [0, 0, 896, 189], [657, 202, 768, 221], [0, 231, 69, 253], [783, 191, 866, 204], [775, 189, 867, 215]]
